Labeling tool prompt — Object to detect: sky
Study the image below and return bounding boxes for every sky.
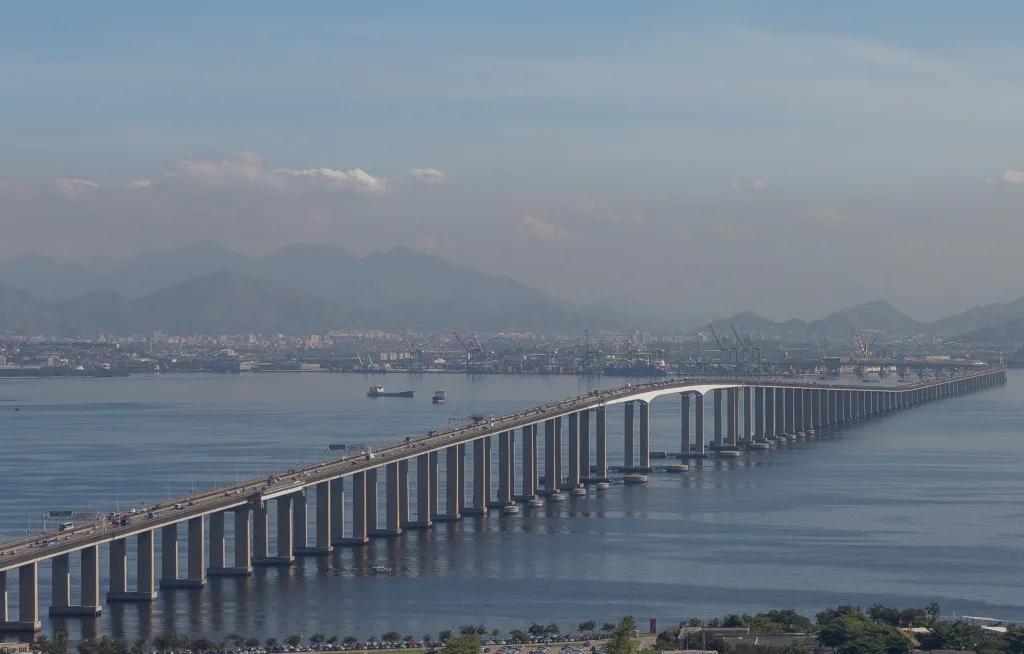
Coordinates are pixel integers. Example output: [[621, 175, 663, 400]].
[[3, 1, 1024, 321]]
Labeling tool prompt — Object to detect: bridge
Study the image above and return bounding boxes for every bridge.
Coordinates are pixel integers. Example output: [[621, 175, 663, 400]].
[[0, 367, 1007, 633]]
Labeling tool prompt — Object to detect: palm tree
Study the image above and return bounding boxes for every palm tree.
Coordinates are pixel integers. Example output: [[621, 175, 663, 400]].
[[309, 634, 326, 647], [265, 638, 279, 650], [423, 635, 433, 646], [490, 630, 501, 640], [927, 602, 941, 622], [438, 630, 452, 643], [601, 624, 616, 634], [284, 636, 302, 649], [34, 635, 52, 653]]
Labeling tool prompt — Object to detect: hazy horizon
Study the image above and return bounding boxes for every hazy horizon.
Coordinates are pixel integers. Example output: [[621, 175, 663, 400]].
[[4, 2, 1024, 322]]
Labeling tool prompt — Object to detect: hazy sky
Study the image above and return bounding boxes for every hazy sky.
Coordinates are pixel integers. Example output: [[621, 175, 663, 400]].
[[3, 1, 1024, 321]]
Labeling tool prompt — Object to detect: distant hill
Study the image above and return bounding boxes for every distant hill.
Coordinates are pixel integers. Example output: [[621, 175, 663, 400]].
[[810, 300, 922, 335], [0, 272, 357, 336], [928, 296, 1024, 335], [0, 242, 613, 332]]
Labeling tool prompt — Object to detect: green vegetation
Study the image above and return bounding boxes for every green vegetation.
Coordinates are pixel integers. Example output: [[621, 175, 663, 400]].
[[442, 634, 481, 654]]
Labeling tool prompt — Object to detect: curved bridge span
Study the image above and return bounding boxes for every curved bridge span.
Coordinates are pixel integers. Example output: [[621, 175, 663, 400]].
[[0, 367, 1007, 632]]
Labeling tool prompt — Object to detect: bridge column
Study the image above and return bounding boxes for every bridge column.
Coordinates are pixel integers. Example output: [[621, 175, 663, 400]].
[[622, 402, 634, 466], [292, 489, 308, 549], [457, 443, 468, 515], [276, 497, 294, 561], [108, 538, 128, 598], [543, 419, 557, 494], [713, 390, 723, 447], [595, 408, 608, 479], [330, 478, 346, 542], [681, 394, 691, 453], [160, 524, 178, 586], [398, 459, 411, 529], [441, 445, 462, 519], [811, 390, 820, 432], [553, 419, 562, 487], [315, 480, 334, 551], [784, 388, 795, 435], [743, 387, 752, 441], [429, 452, 439, 518], [50, 554, 70, 614], [495, 431, 513, 506], [566, 412, 582, 488], [365, 468, 379, 533], [695, 393, 706, 455], [580, 410, 591, 480], [138, 530, 157, 597], [349, 471, 369, 543], [109, 530, 158, 601], [380, 461, 402, 534], [234, 509, 252, 572], [754, 388, 764, 440], [726, 389, 737, 446], [793, 388, 804, 434], [50, 548, 101, 615], [410, 454, 432, 527], [518, 424, 537, 499], [82, 546, 102, 612], [764, 387, 775, 438], [775, 387, 785, 436], [470, 438, 489, 514], [637, 403, 650, 469], [253, 502, 270, 559], [208, 511, 226, 571], [3, 564, 41, 632], [803, 389, 812, 432]]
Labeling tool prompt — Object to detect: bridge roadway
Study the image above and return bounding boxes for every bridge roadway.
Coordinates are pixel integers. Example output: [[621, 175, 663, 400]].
[[0, 366, 1006, 632]]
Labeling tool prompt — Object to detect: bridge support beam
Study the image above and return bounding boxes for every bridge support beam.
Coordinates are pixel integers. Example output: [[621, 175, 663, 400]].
[[469, 437, 490, 514], [580, 410, 591, 480], [624, 402, 635, 467], [329, 478, 346, 542], [794, 388, 803, 434], [764, 388, 775, 438], [436, 445, 462, 520], [784, 388, 795, 435], [754, 388, 764, 440], [407, 454, 432, 528], [775, 387, 785, 437], [516, 425, 537, 499], [713, 389, 723, 447], [398, 459, 411, 529], [564, 412, 582, 488], [494, 431, 513, 506], [313, 481, 334, 552], [681, 394, 691, 453], [208, 509, 252, 576], [726, 388, 737, 447], [348, 472, 370, 543], [553, 420, 562, 488], [0, 564, 41, 632], [695, 393, 706, 455], [291, 489, 308, 550], [365, 468, 379, 533], [634, 403, 651, 471], [595, 408, 608, 480], [743, 387, 752, 441], [457, 443, 467, 515], [107, 529, 159, 601], [371, 462, 402, 535], [541, 419, 557, 495]]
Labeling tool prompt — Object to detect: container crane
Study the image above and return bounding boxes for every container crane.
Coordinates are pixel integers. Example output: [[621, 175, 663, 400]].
[[452, 331, 474, 363], [707, 324, 728, 365], [730, 324, 759, 374], [851, 324, 870, 358], [811, 333, 826, 360]]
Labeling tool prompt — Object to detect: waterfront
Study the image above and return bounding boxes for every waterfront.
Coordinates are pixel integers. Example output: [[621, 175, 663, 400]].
[[2, 372, 1023, 641]]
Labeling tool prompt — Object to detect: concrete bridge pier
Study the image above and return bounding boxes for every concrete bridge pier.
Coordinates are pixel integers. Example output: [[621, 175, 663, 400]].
[[637, 403, 651, 471], [563, 412, 582, 488], [793, 388, 804, 434], [623, 402, 635, 467], [254, 497, 294, 564], [493, 431, 513, 507], [49, 546, 101, 616], [726, 389, 737, 447], [347, 472, 369, 544], [457, 443, 468, 515], [695, 392, 705, 455], [754, 387, 764, 440], [467, 437, 490, 515], [160, 518, 206, 587], [553, 420, 562, 487], [398, 459, 411, 529], [594, 407, 608, 480], [743, 387, 752, 441], [764, 388, 775, 439], [784, 388, 795, 436], [540, 419, 557, 495], [579, 410, 591, 481], [314, 481, 334, 552], [371, 462, 402, 536], [407, 454, 432, 528], [774, 387, 785, 437], [108, 530, 159, 601], [516, 424, 538, 499], [329, 478, 348, 542], [207, 510, 254, 575], [0, 564, 41, 633], [435, 445, 462, 520], [291, 490, 308, 550], [713, 389, 723, 447], [681, 394, 691, 454], [365, 468, 379, 533]]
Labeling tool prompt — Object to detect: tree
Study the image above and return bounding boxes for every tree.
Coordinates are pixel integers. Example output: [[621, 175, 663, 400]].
[[310, 633, 327, 647], [578, 621, 597, 636], [285, 636, 302, 649], [510, 631, 530, 645], [342, 637, 358, 646], [528, 624, 544, 637], [403, 635, 415, 644], [190, 637, 217, 653], [601, 623, 617, 634], [382, 632, 402, 644], [265, 638, 279, 650], [438, 630, 452, 643], [131, 636, 148, 654], [423, 636, 433, 645], [366, 636, 376, 644], [245, 639, 261, 649], [606, 617, 639, 654], [444, 635, 482, 654], [490, 629, 501, 639], [918, 621, 983, 652], [35, 635, 52, 653], [926, 602, 941, 622], [545, 624, 561, 638]]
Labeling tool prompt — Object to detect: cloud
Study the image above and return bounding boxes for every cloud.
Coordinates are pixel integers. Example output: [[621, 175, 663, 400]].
[[569, 200, 645, 226], [164, 150, 387, 194], [520, 215, 572, 242], [51, 178, 100, 194], [126, 180, 152, 189], [751, 179, 770, 190], [804, 205, 846, 225], [409, 168, 450, 184], [731, 179, 770, 191], [987, 169, 1024, 185]]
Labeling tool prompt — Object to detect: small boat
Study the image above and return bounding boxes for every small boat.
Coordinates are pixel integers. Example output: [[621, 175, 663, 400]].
[[549, 491, 566, 502], [666, 464, 688, 473], [367, 385, 414, 398], [370, 565, 392, 574], [623, 474, 649, 485], [595, 481, 611, 491], [747, 441, 771, 451], [431, 389, 447, 404], [501, 504, 521, 515], [569, 487, 587, 497], [526, 498, 545, 508], [776, 436, 788, 443], [716, 450, 741, 459]]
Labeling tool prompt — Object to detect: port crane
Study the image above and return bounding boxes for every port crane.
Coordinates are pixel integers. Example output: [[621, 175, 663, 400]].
[[851, 324, 871, 358], [707, 324, 731, 368], [769, 321, 788, 361], [730, 324, 761, 375]]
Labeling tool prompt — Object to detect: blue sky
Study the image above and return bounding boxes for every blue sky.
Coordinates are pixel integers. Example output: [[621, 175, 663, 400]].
[[2, 2, 1024, 320]]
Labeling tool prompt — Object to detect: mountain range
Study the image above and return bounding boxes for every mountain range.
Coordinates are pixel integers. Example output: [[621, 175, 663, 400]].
[[2, 241, 1024, 339]]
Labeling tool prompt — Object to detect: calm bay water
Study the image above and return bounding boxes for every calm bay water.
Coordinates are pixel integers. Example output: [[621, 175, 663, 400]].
[[2, 371, 1023, 641]]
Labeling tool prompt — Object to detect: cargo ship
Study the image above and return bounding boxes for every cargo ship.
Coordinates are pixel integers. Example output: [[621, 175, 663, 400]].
[[432, 389, 447, 404], [367, 385, 414, 398], [602, 365, 668, 377]]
